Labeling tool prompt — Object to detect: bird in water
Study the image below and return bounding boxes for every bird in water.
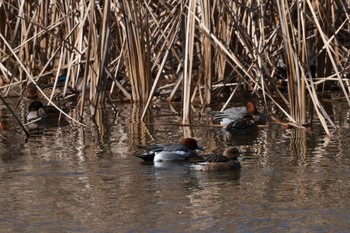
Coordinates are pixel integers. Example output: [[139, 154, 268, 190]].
[[135, 138, 204, 162], [25, 100, 69, 129], [192, 147, 241, 172], [211, 101, 266, 126]]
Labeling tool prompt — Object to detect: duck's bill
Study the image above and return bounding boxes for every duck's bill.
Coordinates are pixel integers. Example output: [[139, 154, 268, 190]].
[[196, 146, 204, 151]]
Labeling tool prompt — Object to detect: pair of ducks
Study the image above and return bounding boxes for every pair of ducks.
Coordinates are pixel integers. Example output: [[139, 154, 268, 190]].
[[211, 101, 266, 133], [135, 101, 267, 170], [135, 138, 241, 172]]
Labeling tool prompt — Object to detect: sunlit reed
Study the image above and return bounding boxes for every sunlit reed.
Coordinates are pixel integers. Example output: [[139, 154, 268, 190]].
[[0, 0, 349, 136]]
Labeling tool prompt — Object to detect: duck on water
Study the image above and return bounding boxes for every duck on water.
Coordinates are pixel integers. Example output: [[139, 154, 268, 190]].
[[134, 138, 204, 162], [192, 147, 241, 172], [211, 101, 266, 126]]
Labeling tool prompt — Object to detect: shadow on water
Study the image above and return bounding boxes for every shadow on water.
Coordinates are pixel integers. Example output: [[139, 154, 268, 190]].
[[1, 98, 350, 232]]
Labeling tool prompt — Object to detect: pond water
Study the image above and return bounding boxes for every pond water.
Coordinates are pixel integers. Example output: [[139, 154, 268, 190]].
[[1, 97, 350, 232]]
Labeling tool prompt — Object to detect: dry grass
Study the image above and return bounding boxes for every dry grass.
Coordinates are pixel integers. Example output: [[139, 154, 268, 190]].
[[1, 0, 350, 135]]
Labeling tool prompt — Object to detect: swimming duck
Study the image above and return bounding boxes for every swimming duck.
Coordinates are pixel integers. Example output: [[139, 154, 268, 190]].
[[135, 138, 204, 162], [211, 101, 266, 126], [192, 147, 241, 172], [24, 101, 69, 125]]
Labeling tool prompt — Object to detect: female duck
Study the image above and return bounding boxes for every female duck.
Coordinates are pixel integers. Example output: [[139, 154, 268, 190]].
[[212, 101, 266, 126], [193, 147, 241, 172], [135, 138, 203, 162]]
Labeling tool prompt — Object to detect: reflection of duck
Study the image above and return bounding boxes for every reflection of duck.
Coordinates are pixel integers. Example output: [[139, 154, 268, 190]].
[[211, 101, 266, 126], [225, 115, 257, 134], [25, 101, 69, 126], [192, 147, 241, 172], [135, 138, 204, 162]]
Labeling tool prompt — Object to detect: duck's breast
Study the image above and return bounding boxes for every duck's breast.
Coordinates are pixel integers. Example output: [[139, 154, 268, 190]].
[[25, 111, 40, 123]]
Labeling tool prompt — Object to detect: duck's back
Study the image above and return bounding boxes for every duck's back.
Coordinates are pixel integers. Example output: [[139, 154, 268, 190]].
[[153, 144, 196, 162], [135, 143, 170, 161], [193, 158, 241, 171], [212, 106, 248, 125], [192, 151, 241, 171], [200, 160, 241, 171]]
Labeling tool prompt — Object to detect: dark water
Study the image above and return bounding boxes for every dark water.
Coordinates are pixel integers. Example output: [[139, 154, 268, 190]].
[[1, 98, 350, 232]]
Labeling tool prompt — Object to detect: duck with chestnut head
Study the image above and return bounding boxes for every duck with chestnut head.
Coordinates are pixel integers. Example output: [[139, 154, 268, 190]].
[[211, 101, 266, 126]]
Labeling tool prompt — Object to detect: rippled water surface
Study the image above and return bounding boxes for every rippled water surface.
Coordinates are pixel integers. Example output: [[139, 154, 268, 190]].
[[1, 98, 350, 232]]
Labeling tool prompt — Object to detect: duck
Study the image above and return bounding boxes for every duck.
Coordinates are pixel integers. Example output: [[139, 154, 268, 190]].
[[50, 74, 77, 100], [24, 100, 69, 125], [192, 147, 241, 172], [135, 138, 204, 162], [25, 101, 47, 124], [211, 101, 266, 126]]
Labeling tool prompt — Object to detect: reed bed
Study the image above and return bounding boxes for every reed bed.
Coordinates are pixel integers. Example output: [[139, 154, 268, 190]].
[[0, 0, 350, 136]]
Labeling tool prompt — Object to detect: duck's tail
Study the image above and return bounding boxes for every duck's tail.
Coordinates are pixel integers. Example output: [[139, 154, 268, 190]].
[[134, 152, 155, 161]]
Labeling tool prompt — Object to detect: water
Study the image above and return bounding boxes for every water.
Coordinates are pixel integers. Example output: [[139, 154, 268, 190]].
[[1, 98, 350, 232]]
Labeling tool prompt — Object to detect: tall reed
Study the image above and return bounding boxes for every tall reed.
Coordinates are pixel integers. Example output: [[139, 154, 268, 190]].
[[0, 0, 349, 135]]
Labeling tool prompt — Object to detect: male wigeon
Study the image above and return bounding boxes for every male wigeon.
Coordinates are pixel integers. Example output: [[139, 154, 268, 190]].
[[135, 138, 204, 162], [211, 101, 266, 126], [192, 147, 241, 172]]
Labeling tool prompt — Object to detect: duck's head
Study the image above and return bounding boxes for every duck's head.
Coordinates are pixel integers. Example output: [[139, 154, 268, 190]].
[[28, 101, 44, 112], [25, 83, 38, 98], [181, 138, 204, 151], [245, 101, 258, 114], [223, 147, 240, 160]]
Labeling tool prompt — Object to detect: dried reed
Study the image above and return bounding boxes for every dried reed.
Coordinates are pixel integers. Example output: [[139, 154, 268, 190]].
[[0, 0, 349, 136]]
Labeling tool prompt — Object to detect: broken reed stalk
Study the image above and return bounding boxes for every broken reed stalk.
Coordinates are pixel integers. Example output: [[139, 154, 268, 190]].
[[141, 15, 180, 120], [276, 0, 306, 124], [0, 95, 30, 138], [200, 0, 212, 105], [122, 0, 150, 102], [92, 0, 111, 118], [182, 0, 196, 124]]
